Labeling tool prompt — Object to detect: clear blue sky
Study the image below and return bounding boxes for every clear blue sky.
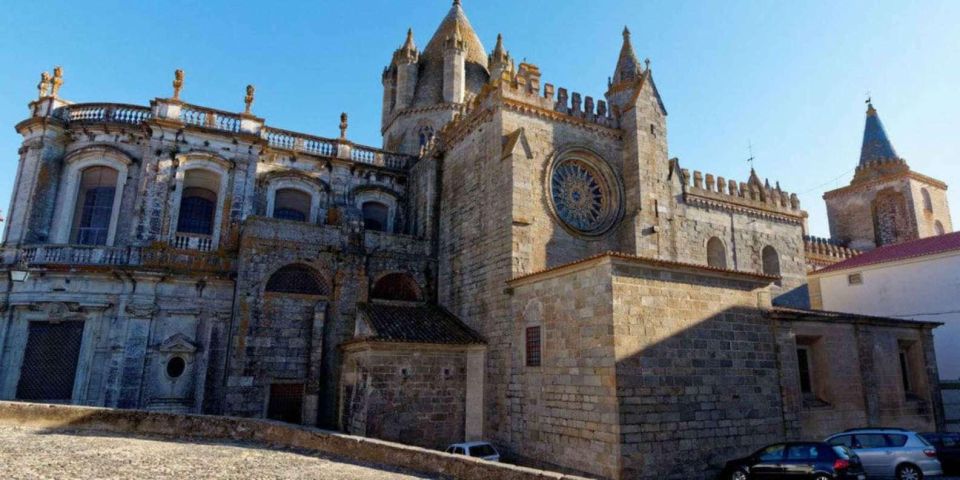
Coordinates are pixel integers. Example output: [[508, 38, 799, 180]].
[[1, 0, 957, 236]]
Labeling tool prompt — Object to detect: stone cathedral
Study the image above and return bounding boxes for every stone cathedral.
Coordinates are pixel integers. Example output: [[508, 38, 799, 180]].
[[0, 2, 948, 479]]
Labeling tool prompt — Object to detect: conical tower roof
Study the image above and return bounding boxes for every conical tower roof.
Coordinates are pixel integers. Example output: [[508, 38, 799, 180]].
[[612, 27, 642, 85], [859, 102, 899, 165], [411, 0, 489, 107]]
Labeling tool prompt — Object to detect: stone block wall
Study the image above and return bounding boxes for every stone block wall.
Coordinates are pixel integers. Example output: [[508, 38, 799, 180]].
[[340, 342, 470, 450], [609, 260, 787, 480], [508, 260, 621, 479]]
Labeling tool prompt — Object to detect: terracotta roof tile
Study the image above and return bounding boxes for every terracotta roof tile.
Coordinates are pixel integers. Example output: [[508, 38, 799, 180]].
[[813, 231, 960, 275], [356, 303, 484, 345]]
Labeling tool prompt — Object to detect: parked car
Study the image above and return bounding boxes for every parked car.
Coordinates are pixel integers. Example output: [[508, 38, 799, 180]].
[[825, 428, 941, 480], [920, 432, 960, 474], [444, 441, 500, 462], [722, 442, 866, 480]]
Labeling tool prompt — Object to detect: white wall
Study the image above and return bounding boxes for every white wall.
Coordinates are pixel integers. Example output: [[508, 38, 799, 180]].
[[817, 252, 960, 379]]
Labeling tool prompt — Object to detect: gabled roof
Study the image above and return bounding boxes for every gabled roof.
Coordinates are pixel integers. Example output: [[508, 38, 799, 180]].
[[356, 303, 485, 345], [860, 102, 899, 166], [812, 231, 960, 275]]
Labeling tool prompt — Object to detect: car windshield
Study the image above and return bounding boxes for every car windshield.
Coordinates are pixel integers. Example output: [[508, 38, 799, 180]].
[[916, 434, 933, 447], [470, 445, 497, 457]]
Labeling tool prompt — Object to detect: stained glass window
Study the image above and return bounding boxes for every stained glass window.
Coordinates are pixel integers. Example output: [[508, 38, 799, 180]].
[[550, 156, 620, 235]]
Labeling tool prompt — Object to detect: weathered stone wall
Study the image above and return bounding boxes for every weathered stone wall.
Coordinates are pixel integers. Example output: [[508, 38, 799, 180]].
[[774, 319, 940, 440], [609, 259, 787, 480], [0, 269, 234, 414], [341, 342, 469, 450], [226, 217, 434, 427], [825, 172, 951, 250], [508, 260, 620, 479]]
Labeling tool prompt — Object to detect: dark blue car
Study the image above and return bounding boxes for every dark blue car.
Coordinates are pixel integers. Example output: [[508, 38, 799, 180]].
[[722, 442, 866, 480]]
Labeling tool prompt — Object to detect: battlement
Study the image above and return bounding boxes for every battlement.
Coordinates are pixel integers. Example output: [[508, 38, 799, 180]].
[[681, 168, 803, 218], [804, 235, 860, 272], [495, 62, 620, 129]]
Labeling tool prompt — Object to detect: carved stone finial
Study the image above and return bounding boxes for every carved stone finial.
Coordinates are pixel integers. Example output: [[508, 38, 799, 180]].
[[38, 72, 51, 99], [51, 66, 64, 97], [339, 112, 348, 140], [244, 84, 255, 114], [645, 58, 651, 70], [172, 69, 185, 100]]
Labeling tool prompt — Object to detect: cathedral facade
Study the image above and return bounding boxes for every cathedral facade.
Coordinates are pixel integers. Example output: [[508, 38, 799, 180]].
[[0, 2, 948, 479]]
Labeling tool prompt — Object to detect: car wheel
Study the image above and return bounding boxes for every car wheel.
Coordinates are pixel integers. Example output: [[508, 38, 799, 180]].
[[812, 475, 830, 480], [729, 470, 747, 480], [896, 463, 923, 480]]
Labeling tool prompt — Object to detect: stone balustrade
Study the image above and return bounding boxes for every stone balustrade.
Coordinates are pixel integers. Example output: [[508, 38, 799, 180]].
[[7, 244, 233, 273], [58, 103, 152, 125], [50, 102, 413, 171]]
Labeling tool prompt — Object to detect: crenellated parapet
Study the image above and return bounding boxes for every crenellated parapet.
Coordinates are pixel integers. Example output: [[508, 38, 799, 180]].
[[803, 235, 860, 272], [680, 167, 805, 222]]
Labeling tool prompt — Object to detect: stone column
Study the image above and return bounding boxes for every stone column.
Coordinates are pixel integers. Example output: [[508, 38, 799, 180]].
[[303, 301, 327, 426]]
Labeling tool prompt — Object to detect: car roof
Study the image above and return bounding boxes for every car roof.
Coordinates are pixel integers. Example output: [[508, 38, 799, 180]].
[[839, 427, 912, 433], [449, 441, 494, 448]]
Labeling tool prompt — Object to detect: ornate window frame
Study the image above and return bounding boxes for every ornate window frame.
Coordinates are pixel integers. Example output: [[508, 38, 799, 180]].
[[168, 154, 230, 249], [266, 178, 324, 224], [52, 147, 132, 246], [545, 147, 624, 238], [355, 189, 398, 233]]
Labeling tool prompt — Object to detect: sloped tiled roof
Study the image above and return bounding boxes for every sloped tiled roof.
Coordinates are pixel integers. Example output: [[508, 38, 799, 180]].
[[356, 303, 485, 345], [813, 231, 960, 274], [860, 103, 899, 166]]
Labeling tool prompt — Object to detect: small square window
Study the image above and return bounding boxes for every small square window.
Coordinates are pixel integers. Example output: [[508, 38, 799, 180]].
[[525, 326, 541, 367], [847, 273, 863, 285]]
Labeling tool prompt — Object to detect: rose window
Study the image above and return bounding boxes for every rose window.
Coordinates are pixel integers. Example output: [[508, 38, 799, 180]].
[[549, 155, 622, 236]]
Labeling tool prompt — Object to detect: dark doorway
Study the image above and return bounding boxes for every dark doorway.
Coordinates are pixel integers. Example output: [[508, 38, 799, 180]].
[[16, 321, 84, 402], [267, 383, 304, 424]]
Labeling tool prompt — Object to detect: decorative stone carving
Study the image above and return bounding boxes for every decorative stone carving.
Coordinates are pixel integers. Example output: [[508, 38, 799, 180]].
[[244, 85, 255, 114], [158, 333, 197, 353], [51, 66, 63, 97], [126, 303, 159, 319], [172, 69, 184, 100], [37, 72, 51, 99]]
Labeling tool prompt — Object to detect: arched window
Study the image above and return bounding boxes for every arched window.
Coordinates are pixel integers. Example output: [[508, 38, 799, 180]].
[[176, 169, 220, 236], [265, 264, 328, 296], [371, 273, 422, 301], [762, 245, 781, 276], [362, 201, 390, 232], [922, 189, 934, 212], [418, 125, 434, 149], [706, 237, 727, 269], [935, 221, 946, 236], [273, 188, 311, 222], [71, 166, 118, 245]]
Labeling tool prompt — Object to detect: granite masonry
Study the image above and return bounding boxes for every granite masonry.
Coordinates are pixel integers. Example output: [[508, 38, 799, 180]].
[[0, 2, 947, 479]]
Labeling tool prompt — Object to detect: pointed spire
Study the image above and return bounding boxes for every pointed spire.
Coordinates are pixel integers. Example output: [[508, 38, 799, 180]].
[[488, 33, 513, 82], [392, 27, 419, 65], [859, 101, 899, 166], [402, 28, 416, 51], [612, 25, 641, 86]]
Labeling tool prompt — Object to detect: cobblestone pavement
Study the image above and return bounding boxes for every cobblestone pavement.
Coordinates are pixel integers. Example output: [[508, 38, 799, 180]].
[[0, 425, 440, 480]]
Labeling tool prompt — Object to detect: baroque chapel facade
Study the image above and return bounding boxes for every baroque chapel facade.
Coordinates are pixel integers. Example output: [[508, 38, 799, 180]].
[[0, 2, 946, 479]]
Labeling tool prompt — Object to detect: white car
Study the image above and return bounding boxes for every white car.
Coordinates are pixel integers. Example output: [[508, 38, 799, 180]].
[[445, 441, 501, 462]]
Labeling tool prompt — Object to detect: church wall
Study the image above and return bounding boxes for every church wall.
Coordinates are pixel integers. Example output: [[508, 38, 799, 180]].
[[908, 177, 952, 236], [340, 342, 470, 450], [610, 260, 788, 480], [674, 205, 807, 294], [508, 260, 621, 479], [435, 110, 518, 447], [502, 109, 624, 272], [0, 269, 234, 414], [225, 217, 433, 427]]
